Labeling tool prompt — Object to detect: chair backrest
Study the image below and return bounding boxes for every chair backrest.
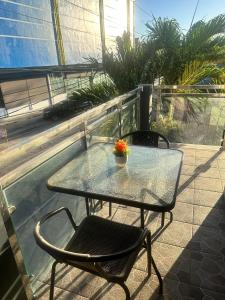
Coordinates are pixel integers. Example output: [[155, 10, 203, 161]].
[[34, 208, 144, 264], [121, 130, 169, 148]]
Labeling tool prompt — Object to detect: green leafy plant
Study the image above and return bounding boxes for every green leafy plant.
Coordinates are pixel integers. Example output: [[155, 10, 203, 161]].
[[151, 115, 179, 138], [70, 79, 117, 105], [145, 14, 225, 84], [103, 32, 150, 93], [43, 80, 117, 120]]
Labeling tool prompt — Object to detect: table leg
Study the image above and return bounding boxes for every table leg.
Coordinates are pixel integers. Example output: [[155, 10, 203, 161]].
[[161, 212, 165, 227], [85, 197, 90, 216], [109, 202, 112, 216], [140, 208, 145, 228]]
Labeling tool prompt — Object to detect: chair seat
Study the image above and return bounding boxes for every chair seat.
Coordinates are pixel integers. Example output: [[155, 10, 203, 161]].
[[65, 215, 144, 280]]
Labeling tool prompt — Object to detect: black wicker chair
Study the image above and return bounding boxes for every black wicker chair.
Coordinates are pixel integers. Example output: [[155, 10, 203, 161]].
[[121, 130, 169, 149], [121, 130, 170, 228], [34, 207, 163, 300]]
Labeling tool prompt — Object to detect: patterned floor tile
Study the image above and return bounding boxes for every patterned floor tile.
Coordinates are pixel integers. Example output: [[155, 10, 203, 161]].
[[94, 205, 117, 220], [89, 271, 161, 300], [176, 188, 194, 204], [35, 281, 88, 299], [111, 207, 129, 223], [194, 177, 223, 192], [183, 155, 195, 166], [217, 159, 225, 169], [181, 164, 220, 179], [195, 150, 218, 159], [195, 157, 218, 168], [155, 220, 193, 248], [163, 278, 225, 300], [53, 266, 101, 298], [197, 167, 220, 179], [152, 242, 190, 281], [166, 202, 194, 224], [194, 189, 225, 209], [219, 169, 225, 179], [193, 205, 225, 229], [189, 250, 225, 294], [178, 175, 195, 190], [181, 165, 197, 176], [190, 225, 225, 256], [180, 149, 196, 157], [153, 243, 225, 294]]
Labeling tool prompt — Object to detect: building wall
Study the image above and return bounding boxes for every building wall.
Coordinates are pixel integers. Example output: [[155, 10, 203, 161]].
[[0, 0, 58, 67], [0, 0, 134, 68]]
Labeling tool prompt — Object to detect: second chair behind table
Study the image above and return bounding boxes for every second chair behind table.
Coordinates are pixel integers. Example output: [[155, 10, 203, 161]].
[[88, 130, 170, 228], [121, 130, 170, 228]]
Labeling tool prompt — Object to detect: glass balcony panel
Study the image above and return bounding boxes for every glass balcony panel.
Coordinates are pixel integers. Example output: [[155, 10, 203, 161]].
[[3, 139, 87, 291], [151, 94, 225, 146]]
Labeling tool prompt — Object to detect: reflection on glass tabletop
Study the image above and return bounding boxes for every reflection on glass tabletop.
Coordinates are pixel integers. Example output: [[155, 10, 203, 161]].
[[48, 143, 183, 211]]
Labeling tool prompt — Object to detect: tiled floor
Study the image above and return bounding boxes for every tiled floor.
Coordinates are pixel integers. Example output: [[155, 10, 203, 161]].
[[35, 145, 225, 299]]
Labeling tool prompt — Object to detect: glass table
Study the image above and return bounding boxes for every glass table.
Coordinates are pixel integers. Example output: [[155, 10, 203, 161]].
[[48, 142, 183, 227]]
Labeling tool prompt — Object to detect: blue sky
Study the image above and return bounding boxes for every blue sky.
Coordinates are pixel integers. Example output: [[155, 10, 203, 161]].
[[136, 0, 225, 36]]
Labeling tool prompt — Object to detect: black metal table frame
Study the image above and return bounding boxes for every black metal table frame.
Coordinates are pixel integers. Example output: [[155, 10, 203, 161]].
[[47, 144, 183, 228]]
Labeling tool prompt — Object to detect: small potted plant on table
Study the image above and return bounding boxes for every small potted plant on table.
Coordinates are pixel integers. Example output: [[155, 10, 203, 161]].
[[113, 139, 129, 167]]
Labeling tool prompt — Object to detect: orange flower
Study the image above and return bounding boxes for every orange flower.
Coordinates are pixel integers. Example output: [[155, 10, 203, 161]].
[[114, 139, 129, 155]]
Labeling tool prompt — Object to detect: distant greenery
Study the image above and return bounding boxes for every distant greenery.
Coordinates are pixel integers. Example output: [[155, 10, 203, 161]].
[[43, 80, 117, 120], [70, 79, 117, 105], [101, 14, 225, 93], [151, 115, 179, 140], [145, 15, 225, 85], [103, 32, 150, 93]]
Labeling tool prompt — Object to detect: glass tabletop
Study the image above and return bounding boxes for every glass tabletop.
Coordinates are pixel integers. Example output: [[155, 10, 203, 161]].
[[48, 142, 183, 211]]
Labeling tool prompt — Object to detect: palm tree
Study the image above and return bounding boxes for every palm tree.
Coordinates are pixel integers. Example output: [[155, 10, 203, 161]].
[[103, 32, 150, 93], [145, 14, 225, 84]]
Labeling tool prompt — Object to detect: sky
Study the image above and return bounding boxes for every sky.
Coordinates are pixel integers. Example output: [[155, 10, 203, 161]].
[[136, 0, 225, 36]]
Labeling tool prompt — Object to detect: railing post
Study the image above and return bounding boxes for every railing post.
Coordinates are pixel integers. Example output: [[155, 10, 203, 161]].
[[118, 102, 122, 138], [46, 74, 53, 107], [99, 0, 106, 64], [139, 84, 152, 131], [221, 128, 225, 149]]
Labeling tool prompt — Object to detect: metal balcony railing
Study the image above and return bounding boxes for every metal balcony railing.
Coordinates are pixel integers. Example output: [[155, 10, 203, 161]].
[[151, 85, 225, 146]]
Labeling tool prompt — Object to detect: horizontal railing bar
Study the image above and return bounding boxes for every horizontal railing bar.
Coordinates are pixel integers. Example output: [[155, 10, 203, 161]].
[[87, 109, 118, 132], [154, 85, 225, 90], [161, 93, 225, 97], [0, 90, 140, 187], [0, 64, 102, 81], [0, 131, 85, 189], [0, 88, 139, 156], [0, 81, 99, 116], [2, 77, 91, 103], [122, 96, 140, 108], [1, 71, 103, 98]]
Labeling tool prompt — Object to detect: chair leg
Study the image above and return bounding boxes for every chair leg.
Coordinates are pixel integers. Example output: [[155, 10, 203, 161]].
[[49, 261, 58, 300], [161, 212, 165, 227], [85, 197, 90, 216], [140, 208, 145, 228], [118, 282, 130, 300], [90, 199, 94, 213], [170, 211, 173, 223], [151, 256, 163, 295], [109, 202, 112, 216], [146, 232, 151, 278]]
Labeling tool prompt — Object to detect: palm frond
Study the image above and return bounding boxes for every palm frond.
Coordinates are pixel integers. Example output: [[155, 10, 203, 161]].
[[179, 60, 225, 85]]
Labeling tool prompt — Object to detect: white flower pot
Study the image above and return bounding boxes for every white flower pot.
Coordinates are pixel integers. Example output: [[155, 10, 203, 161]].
[[115, 155, 128, 167]]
